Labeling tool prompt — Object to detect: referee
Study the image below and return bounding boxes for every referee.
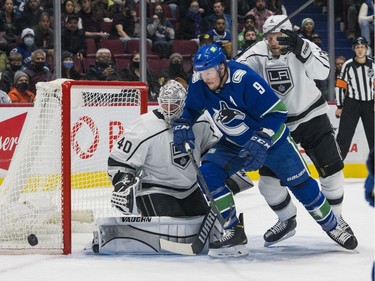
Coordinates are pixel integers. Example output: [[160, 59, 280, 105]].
[[335, 37, 374, 160]]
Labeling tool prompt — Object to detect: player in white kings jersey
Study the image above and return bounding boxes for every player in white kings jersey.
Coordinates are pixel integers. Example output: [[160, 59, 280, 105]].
[[237, 15, 356, 245]]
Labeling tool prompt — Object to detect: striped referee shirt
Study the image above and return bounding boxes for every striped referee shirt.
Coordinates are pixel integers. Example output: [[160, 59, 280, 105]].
[[335, 56, 374, 108]]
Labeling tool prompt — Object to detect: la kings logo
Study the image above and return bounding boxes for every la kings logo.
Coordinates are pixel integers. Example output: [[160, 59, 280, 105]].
[[266, 67, 294, 96], [171, 143, 190, 169]]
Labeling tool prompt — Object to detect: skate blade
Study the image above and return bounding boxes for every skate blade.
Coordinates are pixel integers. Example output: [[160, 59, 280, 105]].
[[264, 229, 296, 247], [208, 244, 249, 258]]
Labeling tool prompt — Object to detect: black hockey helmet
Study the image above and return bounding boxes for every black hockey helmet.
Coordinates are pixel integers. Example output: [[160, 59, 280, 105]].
[[352, 37, 368, 49]]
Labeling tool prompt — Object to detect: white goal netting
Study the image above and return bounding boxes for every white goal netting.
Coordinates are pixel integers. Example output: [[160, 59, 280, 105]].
[[0, 79, 148, 254]]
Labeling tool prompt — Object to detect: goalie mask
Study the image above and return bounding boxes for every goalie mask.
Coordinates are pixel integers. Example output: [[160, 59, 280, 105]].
[[157, 80, 186, 127]]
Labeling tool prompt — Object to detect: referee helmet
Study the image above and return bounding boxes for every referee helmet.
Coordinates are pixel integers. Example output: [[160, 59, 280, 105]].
[[352, 37, 368, 49]]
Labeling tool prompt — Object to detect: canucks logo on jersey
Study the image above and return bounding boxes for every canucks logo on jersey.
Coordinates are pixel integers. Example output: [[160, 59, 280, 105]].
[[213, 101, 249, 136]]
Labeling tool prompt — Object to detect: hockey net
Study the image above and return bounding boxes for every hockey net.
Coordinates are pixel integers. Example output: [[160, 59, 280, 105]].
[[0, 79, 148, 254]]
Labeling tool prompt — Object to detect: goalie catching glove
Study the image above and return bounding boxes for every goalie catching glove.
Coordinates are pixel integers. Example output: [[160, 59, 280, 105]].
[[111, 173, 141, 215], [277, 29, 312, 63]]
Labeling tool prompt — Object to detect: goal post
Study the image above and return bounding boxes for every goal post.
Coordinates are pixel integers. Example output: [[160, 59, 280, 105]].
[[0, 79, 148, 254]]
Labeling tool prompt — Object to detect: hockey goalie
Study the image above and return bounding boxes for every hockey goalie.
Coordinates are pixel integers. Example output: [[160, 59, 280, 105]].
[[90, 80, 253, 255]]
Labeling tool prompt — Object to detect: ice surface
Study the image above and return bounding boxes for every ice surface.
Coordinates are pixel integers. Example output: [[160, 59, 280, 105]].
[[0, 179, 373, 281]]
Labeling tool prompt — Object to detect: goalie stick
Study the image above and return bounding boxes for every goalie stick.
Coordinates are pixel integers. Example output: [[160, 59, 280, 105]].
[[233, 0, 316, 60], [160, 143, 226, 255]]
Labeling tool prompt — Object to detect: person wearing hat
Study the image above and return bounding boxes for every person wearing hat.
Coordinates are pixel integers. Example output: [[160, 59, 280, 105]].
[[61, 13, 87, 60], [158, 52, 189, 89], [9, 28, 37, 67], [298, 17, 316, 41], [61, 51, 81, 80], [7, 70, 35, 103], [0, 52, 23, 94], [238, 14, 261, 49], [199, 33, 214, 46]]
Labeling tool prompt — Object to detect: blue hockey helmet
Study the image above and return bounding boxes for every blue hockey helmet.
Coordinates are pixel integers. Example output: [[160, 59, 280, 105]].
[[193, 44, 226, 72]]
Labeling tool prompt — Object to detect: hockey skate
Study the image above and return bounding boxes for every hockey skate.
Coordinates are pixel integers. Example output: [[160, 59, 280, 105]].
[[337, 215, 354, 235], [264, 215, 297, 247], [208, 213, 248, 258], [326, 226, 358, 250]]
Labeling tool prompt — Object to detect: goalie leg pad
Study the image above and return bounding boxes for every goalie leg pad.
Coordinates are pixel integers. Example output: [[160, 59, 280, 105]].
[[225, 170, 254, 195], [92, 216, 222, 255]]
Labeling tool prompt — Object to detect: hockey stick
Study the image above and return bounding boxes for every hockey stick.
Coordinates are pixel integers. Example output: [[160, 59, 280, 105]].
[[233, 0, 316, 60], [160, 143, 226, 255], [184, 143, 226, 224]]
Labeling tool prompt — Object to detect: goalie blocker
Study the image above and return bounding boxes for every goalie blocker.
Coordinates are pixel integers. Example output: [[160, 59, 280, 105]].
[[90, 215, 222, 255]]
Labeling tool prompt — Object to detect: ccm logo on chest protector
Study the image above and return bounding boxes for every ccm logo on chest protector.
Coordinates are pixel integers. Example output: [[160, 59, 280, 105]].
[[266, 67, 294, 96]]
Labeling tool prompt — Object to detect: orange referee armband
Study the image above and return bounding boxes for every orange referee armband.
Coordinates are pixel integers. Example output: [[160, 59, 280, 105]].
[[335, 78, 348, 90]]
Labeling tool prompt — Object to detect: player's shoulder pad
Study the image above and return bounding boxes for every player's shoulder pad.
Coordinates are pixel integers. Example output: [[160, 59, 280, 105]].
[[237, 40, 268, 60], [130, 111, 167, 137], [228, 60, 252, 83]]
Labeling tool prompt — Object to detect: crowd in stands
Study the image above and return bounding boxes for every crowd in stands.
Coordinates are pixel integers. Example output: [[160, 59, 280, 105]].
[[0, 0, 372, 104]]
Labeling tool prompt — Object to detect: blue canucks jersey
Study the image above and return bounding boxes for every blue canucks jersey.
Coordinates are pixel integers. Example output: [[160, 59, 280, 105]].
[[182, 60, 289, 149]]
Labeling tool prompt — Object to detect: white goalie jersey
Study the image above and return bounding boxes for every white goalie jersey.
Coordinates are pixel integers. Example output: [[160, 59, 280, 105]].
[[237, 40, 330, 131], [108, 109, 221, 199]]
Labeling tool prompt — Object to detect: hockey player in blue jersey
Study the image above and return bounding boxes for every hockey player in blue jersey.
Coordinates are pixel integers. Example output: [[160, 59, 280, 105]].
[[172, 44, 358, 258]]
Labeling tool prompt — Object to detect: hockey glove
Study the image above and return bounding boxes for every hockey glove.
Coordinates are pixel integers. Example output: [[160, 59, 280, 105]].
[[239, 131, 272, 172], [277, 29, 312, 63], [172, 118, 195, 153], [111, 173, 141, 215]]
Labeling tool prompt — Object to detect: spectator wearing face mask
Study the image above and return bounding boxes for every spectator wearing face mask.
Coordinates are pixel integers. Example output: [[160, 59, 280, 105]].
[[0, 52, 23, 94], [119, 51, 160, 102], [175, 0, 203, 40], [61, 50, 81, 80], [85, 48, 120, 81], [23, 49, 52, 94], [10, 28, 37, 67], [158, 52, 189, 89], [147, 4, 175, 58], [7, 70, 35, 103]]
